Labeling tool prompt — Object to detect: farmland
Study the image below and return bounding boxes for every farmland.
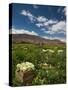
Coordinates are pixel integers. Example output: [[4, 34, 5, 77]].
[[11, 43, 66, 86]]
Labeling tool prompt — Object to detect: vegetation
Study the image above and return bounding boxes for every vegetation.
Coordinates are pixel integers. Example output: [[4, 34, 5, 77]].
[[11, 43, 66, 86]]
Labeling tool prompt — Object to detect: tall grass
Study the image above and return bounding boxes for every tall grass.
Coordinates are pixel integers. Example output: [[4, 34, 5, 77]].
[[11, 43, 66, 86]]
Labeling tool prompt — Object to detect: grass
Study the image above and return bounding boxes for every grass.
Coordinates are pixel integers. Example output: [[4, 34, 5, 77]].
[[11, 43, 66, 86]]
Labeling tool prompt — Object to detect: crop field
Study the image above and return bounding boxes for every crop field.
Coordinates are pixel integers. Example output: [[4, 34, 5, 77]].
[[12, 43, 66, 86]]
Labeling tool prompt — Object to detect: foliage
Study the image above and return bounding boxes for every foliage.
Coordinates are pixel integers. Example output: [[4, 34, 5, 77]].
[[11, 43, 66, 86]]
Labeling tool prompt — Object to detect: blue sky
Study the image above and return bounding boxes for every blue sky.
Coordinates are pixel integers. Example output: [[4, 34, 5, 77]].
[[11, 3, 66, 42]]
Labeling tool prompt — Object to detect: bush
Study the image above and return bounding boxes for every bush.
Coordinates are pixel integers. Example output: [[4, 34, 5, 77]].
[[12, 43, 66, 86]]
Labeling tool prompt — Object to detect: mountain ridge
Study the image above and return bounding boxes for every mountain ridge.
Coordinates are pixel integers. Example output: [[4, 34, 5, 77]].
[[10, 34, 65, 46]]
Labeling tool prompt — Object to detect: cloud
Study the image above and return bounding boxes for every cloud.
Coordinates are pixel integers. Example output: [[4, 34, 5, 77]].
[[21, 10, 33, 17], [36, 19, 58, 28], [21, 10, 28, 16], [39, 21, 66, 35], [12, 28, 38, 36], [62, 7, 66, 16], [20, 9, 66, 38], [44, 20, 58, 26], [42, 36, 66, 42], [36, 20, 66, 42], [49, 21, 66, 34], [21, 10, 58, 28], [36, 23, 44, 27], [57, 7, 66, 16], [35, 19, 66, 36], [36, 16, 48, 23], [44, 30, 54, 34], [21, 10, 36, 22]]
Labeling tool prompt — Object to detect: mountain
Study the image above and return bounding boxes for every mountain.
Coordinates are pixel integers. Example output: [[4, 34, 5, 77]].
[[10, 34, 65, 46]]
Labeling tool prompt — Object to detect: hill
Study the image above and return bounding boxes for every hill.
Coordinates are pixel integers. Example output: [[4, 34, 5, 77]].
[[10, 34, 65, 46]]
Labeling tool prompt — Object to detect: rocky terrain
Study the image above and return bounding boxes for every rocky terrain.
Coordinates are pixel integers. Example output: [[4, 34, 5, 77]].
[[10, 34, 65, 46]]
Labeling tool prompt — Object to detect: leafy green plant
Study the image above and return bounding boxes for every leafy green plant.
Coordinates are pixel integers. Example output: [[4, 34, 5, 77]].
[[12, 43, 66, 86]]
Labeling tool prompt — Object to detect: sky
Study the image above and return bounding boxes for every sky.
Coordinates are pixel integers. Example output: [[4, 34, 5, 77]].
[[10, 3, 66, 42]]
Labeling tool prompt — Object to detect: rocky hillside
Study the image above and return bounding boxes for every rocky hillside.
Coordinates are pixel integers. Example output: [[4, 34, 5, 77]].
[[10, 34, 65, 46]]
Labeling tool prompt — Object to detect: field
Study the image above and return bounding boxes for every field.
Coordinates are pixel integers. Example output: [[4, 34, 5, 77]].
[[12, 43, 66, 86]]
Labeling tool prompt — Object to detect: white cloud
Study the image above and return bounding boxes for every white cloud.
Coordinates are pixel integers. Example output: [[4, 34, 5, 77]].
[[21, 10, 28, 16], [21, 10, 36, 22], [35, 20, 66, 36], [36, 19, 58, 28], [21, 10, 48, 24], [62, 7, 66, 16], [42, 36, 66, 42], [57, 7, 66, 16], [12, 28, 38, 36], [50, 21, 66, 34], [21, 10, 33, 17], [21, 10, 58, 28], [44, 20, 58, 26], [42, 21, 66, 35], [21, 10, 66, 37], [44, 30, 54, 34], [36, 23, 44, 27], [37, 16, 48, 23]]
